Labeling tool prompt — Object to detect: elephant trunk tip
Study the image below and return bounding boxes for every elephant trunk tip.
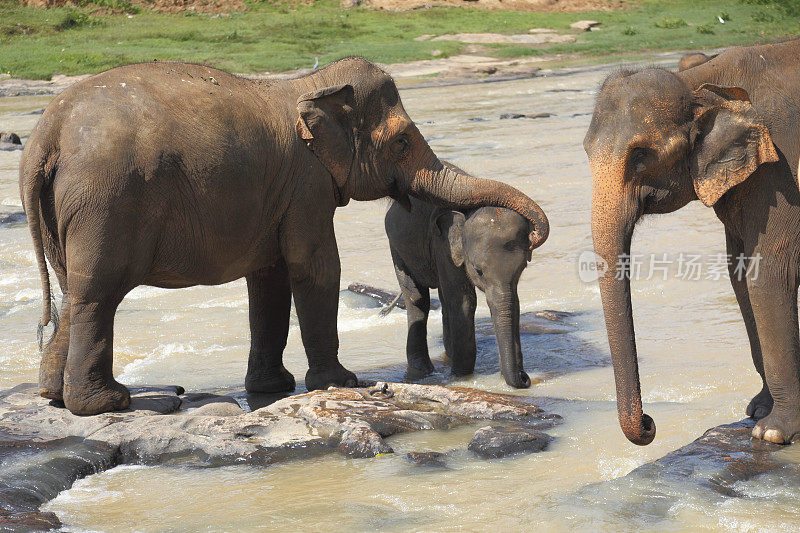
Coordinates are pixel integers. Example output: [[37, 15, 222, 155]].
[[529, 224, 549, 251], [621, 413, 656, 446]]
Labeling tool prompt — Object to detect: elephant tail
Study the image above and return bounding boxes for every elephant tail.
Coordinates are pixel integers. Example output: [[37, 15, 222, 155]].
[[20, 143, 58, 349]]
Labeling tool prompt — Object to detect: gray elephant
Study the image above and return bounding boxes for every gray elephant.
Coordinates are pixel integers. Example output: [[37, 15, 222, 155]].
[[21, 57, 549, 415], [585, 39, 800, 444], [385, 175, 538, 388]]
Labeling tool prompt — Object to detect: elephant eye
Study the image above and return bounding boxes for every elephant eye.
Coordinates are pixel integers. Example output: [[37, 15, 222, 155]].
[[629, 147, 656, 175], [392, 134, 410, 156], [474, 267, 484, 277]]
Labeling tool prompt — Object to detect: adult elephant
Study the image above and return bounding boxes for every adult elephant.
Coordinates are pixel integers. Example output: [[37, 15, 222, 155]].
[[584, 39, 800, 445], [21, 57, 549, 416]]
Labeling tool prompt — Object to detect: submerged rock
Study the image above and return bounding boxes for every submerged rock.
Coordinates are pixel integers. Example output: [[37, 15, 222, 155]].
[[468, 425, 552, 458], [0, 211, 26, 227], [405, 451, 447, 467], [0, 382, 558, 520], [629, 419, 795, 494], [554, 419, 800, 528]]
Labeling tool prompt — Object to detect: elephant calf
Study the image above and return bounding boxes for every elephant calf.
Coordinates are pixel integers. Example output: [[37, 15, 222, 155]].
[[385, 184, 535, 388]]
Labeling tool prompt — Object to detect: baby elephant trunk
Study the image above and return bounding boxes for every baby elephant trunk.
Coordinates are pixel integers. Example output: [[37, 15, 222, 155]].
[[486, 283, 530, 388]]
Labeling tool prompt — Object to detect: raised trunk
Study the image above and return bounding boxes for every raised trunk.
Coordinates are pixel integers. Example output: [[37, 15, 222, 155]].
[[591, 200, 655, 445], [487, 284, 530, 388], [410, 162, 549, 250]]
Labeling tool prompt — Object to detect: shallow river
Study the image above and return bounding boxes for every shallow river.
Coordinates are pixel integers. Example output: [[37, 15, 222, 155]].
[[1, 58, 797, 530]]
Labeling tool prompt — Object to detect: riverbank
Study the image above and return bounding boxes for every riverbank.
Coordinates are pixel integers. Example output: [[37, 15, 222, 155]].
[[0, 47, 707, 98], [1, 0, 798, 80]]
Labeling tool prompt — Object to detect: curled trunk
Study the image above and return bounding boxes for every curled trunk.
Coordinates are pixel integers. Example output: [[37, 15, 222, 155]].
[[410, 161, 549, 250]]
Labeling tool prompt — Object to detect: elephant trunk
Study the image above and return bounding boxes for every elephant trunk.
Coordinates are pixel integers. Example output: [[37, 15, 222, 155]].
[[409, 160, 549, 250], [487, 283, 530, 388], [591, 188, 655, 446]]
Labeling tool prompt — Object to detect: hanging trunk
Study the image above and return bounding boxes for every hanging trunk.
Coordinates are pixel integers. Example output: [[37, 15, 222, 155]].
[[591, 192, 655, 445], [487, 283, 529, 388]]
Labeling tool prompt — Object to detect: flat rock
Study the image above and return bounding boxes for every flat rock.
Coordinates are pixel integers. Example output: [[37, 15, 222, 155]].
[[469, 425, 552, 458], [0, 382, 558, 525], [570, 20, 600, 31], [559, 419, 800, 524], [629, 419, 796, 493]]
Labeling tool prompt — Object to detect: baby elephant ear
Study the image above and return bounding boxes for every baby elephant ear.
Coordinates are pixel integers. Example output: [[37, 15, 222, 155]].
[[690, 83, 779, 207], [296, 84, 356, 191], [434, 210, 467, 268]]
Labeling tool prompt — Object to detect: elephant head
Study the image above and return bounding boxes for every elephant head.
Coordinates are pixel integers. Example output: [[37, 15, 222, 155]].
[[584, 68, 779, 445], [294, 57, 549, 250], [435, 206, 533, 388]]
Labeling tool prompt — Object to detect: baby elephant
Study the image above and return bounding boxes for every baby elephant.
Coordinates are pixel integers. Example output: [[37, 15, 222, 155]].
[[385, 189, 535, 388]]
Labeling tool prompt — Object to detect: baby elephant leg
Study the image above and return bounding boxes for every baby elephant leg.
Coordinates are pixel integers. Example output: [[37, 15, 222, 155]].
[[392, 249, 434, 379]]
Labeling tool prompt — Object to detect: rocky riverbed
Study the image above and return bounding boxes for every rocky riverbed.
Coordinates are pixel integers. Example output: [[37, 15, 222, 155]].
[[0, 382, 560, 529]]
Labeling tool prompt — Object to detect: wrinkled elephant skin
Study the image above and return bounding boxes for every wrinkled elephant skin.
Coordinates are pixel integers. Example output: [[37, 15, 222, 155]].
[[21, 58, 549, 415], [585, 39, 800, 445]]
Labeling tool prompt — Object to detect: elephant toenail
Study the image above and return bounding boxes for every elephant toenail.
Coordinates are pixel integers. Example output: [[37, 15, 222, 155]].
[[763, 429, 785, 444]]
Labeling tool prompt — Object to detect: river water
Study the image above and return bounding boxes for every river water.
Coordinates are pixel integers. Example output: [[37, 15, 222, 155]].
[[1, 59, 797, 530]]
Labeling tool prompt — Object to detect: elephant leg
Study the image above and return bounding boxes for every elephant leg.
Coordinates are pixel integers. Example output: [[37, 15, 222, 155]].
[[748, 275, 800, 444], [63, 285, 130, 415], [391, 248, 433, 379], [39, 292, 70, 401], [245, 260, 295, 393], [726, 232, 771, 419], [440, 281, 477, 376], [281, 219, 356, 391]]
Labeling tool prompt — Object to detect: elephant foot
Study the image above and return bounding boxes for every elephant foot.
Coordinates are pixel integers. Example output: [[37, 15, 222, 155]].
[[38, 354, 66, 402], [63, 378, 131, 416], [502, 370, 531, 389], [746, 386, 773, 420], [751, 411, 800, 444], [450, 365, 474, 377], [246, 365, 296, 394], [305, 362, 358, 391], [39, 373, 64, 402], [406, 356, 434, 381]]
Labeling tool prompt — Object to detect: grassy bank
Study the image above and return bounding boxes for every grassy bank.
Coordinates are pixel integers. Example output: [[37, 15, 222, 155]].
[[1, 0, 799, 80]]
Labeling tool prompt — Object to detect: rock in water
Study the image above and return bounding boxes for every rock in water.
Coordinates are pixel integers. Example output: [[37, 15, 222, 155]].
[[406, 451, 447, 467], [0, 132, 21, 144], [468, 425, 552, 458], [0, 382, 559, 517]]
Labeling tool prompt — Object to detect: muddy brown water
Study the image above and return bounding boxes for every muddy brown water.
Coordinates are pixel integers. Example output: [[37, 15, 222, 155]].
[[1, 58, 796, 530]]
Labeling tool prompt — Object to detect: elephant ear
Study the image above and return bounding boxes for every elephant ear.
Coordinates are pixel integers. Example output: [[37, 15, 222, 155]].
[[434, 210, 467, 268], [690, 83, 779, 207], [296, 84, 356, 193]]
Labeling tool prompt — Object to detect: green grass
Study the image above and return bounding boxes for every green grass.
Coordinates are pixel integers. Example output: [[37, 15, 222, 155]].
[[1, 0, 798, 79]]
